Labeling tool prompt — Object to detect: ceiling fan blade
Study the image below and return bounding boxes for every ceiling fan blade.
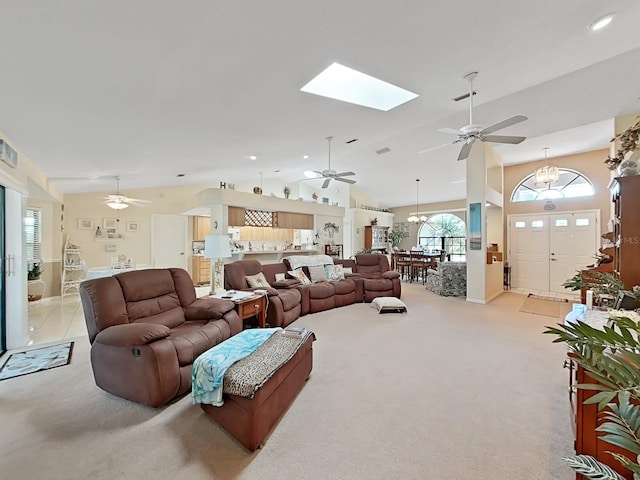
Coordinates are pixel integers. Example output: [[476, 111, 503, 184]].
[[334, 177, 356, 184], [481, 115, 528, 134], [313, 170, 324, 176], [322, 178, 331, 189], [437, 127, 463, 135], [483, 135, 526, 145], [419, 141, 453, 155], [457, 142, 473, 161], [333, 171, 355, 177]]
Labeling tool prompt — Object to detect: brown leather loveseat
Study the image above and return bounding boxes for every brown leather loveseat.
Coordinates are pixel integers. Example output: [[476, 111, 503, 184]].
[[224, 259, 303, 327], [337, 254, 401, 302], [80, 268, 241, 407]]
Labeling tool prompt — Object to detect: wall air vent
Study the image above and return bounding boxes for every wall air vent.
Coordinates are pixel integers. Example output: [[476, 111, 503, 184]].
[[452, 91, 477, 102], [0, 140, 18, 168], [345, 138, 358, 144], [376, 147, 391, 155]]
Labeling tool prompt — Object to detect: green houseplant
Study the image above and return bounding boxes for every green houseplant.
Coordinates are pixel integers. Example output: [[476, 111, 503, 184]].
[[388, 229, 404, 249], [544, 310, 640, 479], [27, 262, 43, 281]]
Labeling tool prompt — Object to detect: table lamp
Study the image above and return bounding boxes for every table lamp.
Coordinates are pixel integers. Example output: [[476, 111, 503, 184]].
[[204, 234, 232, 295]]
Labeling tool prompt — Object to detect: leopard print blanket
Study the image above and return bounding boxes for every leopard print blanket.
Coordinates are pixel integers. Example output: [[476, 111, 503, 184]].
[[223, 330, 315, 399]]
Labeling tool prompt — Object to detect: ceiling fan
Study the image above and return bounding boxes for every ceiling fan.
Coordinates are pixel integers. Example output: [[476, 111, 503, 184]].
[[310, 136, 356, 189], [422, 72, 528, 161], [101, 176, 152, 210]]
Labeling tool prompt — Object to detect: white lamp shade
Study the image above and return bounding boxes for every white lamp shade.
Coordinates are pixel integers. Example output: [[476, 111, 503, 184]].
[[204, 234, 232, 259]]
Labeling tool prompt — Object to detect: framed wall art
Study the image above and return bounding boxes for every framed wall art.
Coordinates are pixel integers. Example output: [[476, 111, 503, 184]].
[[126, 221, 140, 232], [78, 218, 94, 230], [103, 218, 118, 230]]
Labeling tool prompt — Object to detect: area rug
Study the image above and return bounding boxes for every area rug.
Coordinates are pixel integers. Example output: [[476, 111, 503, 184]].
[[519, 294, 572, 318], [0, 341, 74, 380]]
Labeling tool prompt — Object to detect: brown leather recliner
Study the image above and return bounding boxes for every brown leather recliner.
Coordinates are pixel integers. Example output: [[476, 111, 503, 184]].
[[224, 260, 302, 327], [338, 254, 401, 302], [80, 268, 241, 408]]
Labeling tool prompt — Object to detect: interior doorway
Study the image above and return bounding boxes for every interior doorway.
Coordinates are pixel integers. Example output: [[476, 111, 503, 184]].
[[508, 210, 599, 293], [1, 185, 5, 355], [150, 214, 188, 269]]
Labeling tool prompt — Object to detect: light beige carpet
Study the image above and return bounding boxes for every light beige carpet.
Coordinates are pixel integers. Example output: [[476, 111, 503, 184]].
[[520, 296, 573, 318], [0, 285, 574, 480]]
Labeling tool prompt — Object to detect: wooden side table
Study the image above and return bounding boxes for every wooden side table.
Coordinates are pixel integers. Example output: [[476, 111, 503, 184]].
[[234, 294, 267, 328]]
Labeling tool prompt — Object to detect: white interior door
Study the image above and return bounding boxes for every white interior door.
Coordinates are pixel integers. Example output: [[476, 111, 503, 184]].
[[151, 214, 188, 269], [510, 215, 550, 291], [509, 211, 598, 293], [548, 212, 598, 293]]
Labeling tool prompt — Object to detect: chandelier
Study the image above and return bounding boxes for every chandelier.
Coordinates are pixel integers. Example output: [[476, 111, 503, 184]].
[[407, 179, 427, 223], [534, 148, 559, 186]]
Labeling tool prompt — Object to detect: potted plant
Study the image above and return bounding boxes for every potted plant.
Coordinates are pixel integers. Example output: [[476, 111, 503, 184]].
[[562, 270, 626, 306], [388, 229, 404, 250], [544, 310, 640, 479], [27, 262, 43, 281], [604, 116, 640, 172]]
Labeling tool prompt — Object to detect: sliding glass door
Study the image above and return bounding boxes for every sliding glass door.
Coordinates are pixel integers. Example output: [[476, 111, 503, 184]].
[[1, 185, 6, 355]]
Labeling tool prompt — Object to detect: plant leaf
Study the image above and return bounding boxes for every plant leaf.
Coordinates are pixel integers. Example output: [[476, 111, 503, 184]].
[[563, 455, 626, 479]]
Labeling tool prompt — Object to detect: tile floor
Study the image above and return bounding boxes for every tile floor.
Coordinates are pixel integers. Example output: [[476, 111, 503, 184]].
[[26, 285, 213, 347]]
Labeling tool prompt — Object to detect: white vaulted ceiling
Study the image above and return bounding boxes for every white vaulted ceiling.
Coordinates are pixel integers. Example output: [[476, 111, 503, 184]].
[[1, 1, 639, 207]]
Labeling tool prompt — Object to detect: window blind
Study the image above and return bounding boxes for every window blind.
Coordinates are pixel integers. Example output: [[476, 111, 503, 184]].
[[25, 208, 42, 262]]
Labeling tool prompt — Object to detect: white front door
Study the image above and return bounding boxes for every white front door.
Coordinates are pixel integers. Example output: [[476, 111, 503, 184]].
[[510, 215, 550, 291], [509, 210, 599, 293], [151, 214, 188, 269], [548, 212, 598, 293]]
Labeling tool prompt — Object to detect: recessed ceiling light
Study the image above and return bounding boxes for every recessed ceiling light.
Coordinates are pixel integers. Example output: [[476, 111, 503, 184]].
[[589, 12, 615, 31], [303, 155, 309, 159], [249, 154, 257, 160], [300, 62, 419, 111], [304, 170, 319, 178]]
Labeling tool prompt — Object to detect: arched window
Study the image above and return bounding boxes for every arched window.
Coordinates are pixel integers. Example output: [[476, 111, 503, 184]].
[[418, 213, 466, 260], [511, 168, 595, 202]]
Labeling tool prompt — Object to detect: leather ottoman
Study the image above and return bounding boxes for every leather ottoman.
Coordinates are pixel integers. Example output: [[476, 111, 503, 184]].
[[201, 331, 315, 451]]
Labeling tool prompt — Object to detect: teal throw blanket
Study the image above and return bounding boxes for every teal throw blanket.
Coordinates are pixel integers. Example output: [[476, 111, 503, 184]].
[[192, 327, 282, 406]]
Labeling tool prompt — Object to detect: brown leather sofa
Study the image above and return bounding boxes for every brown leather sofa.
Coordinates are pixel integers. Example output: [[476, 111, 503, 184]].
[[337, 254, 401, 302], [80, 268, 241, 407], [224, 260, 302, 327], [281, 258, 364, 315]]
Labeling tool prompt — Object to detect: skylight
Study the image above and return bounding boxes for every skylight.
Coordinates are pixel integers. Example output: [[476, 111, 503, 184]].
[[300, 62, 419, 111]]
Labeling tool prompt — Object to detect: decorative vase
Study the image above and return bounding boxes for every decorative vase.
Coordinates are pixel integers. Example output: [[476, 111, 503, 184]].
[[617, 159, 638, 177]]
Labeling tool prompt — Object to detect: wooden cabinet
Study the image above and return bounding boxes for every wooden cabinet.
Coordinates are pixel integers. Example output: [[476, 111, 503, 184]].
[[364, 226, 389, 251], [194, 216, 211, 240], [275, 212, 313, 229], [567, 356, 633, 480], [610, 175, 640, 290], [228, 207, 246, 226], [192, 257, 211, 285]]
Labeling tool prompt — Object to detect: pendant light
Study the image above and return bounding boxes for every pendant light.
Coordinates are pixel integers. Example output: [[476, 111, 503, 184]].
[[534, 148, 559, 186], [407, 179, 427, 223]]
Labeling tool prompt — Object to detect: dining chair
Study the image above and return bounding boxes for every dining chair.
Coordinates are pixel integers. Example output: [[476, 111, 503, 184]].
[[410, 251, 428, 284], [395, 251, 412, 282]]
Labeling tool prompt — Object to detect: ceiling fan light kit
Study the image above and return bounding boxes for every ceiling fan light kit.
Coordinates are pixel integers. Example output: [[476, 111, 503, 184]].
[[312, 136, 356, 189], [103, 176, 151, 209], [431, 72, 528, 161]]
